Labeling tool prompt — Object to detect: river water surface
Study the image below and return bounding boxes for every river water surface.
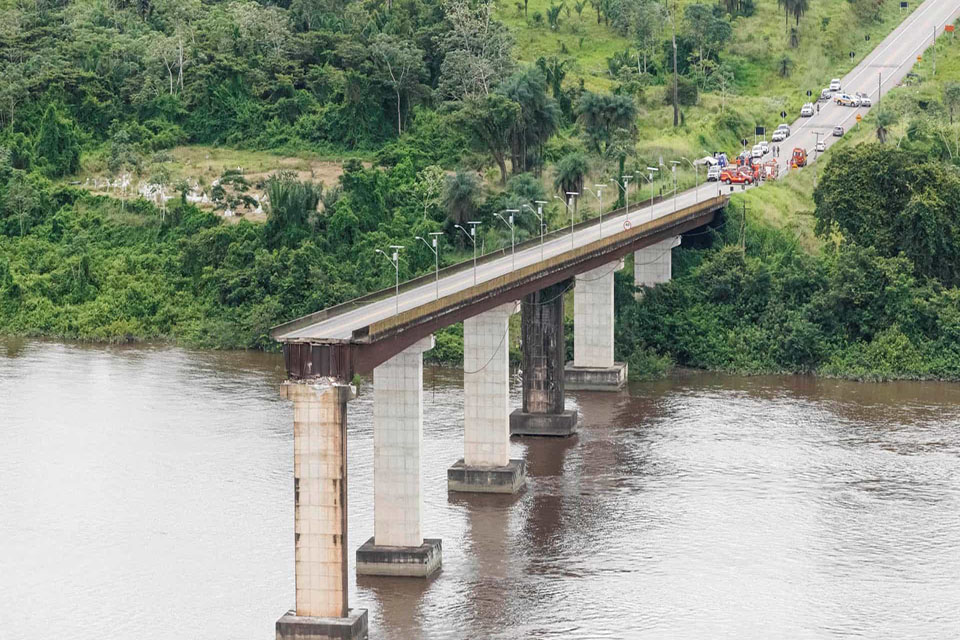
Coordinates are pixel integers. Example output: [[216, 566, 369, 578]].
[[1, 338, 959, 639]]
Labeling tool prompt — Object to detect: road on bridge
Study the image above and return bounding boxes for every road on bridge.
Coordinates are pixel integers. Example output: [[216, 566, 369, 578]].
[[276, 0, 960, 344]]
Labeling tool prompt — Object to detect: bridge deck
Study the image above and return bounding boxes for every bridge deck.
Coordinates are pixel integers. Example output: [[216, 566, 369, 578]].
[[273, 193, 726, 344]]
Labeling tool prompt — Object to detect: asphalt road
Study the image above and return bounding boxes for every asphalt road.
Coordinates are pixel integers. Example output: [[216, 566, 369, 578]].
[[279, 0, 960, 342]]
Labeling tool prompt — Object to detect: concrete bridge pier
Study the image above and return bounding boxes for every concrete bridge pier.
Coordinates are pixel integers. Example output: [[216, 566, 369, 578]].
[[448, 302, 526, 494], [356, 336, 442, 579], [565, 260, 628, 391], [510, 280, 578, 436], [634, 236, 681, 298], [277, 379, 368, 640]]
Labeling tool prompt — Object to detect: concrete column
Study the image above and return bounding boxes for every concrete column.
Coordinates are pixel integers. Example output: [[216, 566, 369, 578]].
[[356, 336, 441, 578], [277, 379, 368, 640], [634, 236, 681, 296], [448, 302, 526, 493], [565, 260, 628, 391], [510, 281, 578, 436]]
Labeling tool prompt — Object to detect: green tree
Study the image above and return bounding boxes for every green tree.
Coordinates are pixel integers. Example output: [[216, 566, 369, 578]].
[[371, 34, 426, 136], [791, 0, 809, 25], [814, 145, 960, 286], [553, 151, 589, 213], [33, 105, 82, 178], [683, 4, 732, 84], [443, 170, 482, 245], [497, 67, 560, 175], [265, 175, 322, 249], [4, 171, 39, 237], [942, 82, 960, 125], [875, 109, 897, 143], [547, 3, 563, 30], [459, 94, 521, 185], [576, 92, 637, 156]]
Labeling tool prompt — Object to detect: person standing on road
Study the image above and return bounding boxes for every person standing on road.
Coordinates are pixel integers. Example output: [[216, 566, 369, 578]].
[[817, 103, 820, 114]]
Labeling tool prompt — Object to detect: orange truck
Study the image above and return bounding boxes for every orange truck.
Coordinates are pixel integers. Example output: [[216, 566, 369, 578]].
[[792, 147, 808, 168]]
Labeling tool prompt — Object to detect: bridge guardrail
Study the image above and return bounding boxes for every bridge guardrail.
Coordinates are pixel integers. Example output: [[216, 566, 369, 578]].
[[364, 196, 726, 340], [272, 191, 727, 341]]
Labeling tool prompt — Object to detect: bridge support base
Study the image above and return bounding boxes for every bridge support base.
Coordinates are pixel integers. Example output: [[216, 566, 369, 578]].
[[447, 458, 526, 494], [356, 537, 442, 578], [564, 362, 628, 391], [509, 409, 578, 436], [276, 609, 368, 640]]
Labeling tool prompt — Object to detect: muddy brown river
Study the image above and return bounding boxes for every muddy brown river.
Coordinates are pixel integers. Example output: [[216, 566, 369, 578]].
[[1, 338, 958, 638]]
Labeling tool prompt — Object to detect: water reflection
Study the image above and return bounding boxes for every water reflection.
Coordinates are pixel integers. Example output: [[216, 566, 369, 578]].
[[1, 340, 958, 639]]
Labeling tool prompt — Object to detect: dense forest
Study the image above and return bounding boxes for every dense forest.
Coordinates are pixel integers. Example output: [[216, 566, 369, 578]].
[[1, 0, 960, 379]]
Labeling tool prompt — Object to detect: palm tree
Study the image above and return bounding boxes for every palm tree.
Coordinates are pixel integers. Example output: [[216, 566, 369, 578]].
[[876, 110, 897, 144], [546, 3, 563, 30], [443, 170, 481, 246], [553, 151, 589, 214], [778, 55, 793, 78], [777, 0, 791, 33], [792, 0, 809, 25]]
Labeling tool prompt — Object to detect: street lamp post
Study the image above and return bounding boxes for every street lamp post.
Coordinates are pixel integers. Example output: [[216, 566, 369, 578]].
[[455, 222, 481, 285], [670, 160, 681, 211], [375, 245, 404, 315], [523, 202, 547, 261], [645, 167, 659, 219], [587, 184, 607, 239], [495, 209, 520, 270], [415, 232, 444, 300], [622, 175, 632, 215], [554, 193, 579, 249]]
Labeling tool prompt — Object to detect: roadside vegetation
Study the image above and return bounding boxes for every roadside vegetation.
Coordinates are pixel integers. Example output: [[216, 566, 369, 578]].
[[1, 0, 958, 381], [617, 29, 960, 381]]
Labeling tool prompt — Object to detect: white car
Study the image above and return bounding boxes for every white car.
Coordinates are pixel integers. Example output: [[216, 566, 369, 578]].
[[856, 92, 872, 107], [830, 78, 842, 91], [821, 88, 833, 101], [772, 130, 786, 142], [800, 103, 815, 117], [816, 140, 826, 152], [706, 164, 721, 181], [751, 144, 764, 159], [759, 140, 769, 154]]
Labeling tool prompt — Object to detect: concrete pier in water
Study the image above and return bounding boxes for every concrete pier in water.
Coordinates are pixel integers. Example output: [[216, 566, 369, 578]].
[[565, 261, 628, 391], [277, 380, 368, 640], [448, 302, 526, 493], [511, 281, 578, 436], [356, 336, 442, 578]]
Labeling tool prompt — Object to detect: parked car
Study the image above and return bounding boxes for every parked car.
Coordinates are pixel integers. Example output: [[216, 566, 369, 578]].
[[833, 125, 844, 137], [720, 167, 753, 184], [821, 88, 833, 101], [751, 144, 764, 159], [759, 140, 770, 154], [835, 93, 861, 107], [800, 103, 815, 117], [706, 164, 721, 181], [856, 92, 872, 107], [777, 124, 791, 136], [772, 129, 787, 142], [830, 78, 842, 91], [816, 139, 826, 152]]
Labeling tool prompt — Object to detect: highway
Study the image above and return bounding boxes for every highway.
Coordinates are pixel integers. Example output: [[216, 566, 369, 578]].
[[276, 0, 960, 343]]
